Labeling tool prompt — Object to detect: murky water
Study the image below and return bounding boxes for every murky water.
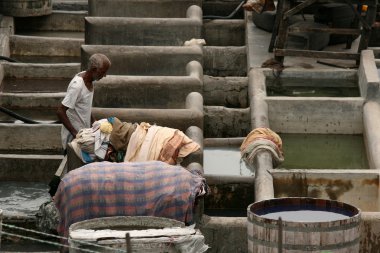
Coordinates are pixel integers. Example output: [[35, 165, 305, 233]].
[[260, 210, 349, 222], [204, 147, 253, 176], [266, 77, 360, 97], [10, 55, 81, 64], [0, 181, 50, 216], [280, 133, 369, 169], [2, 78, 70, 93]]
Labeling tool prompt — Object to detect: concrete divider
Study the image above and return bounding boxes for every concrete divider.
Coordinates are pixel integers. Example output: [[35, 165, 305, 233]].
[[89, 0, 201, 18], [363, 101, 380, 169], [85, 5, 202, 46], [3, 62, 80, 78], [93, 61, 203, 108], [359, 50, 380, 100], [0, 154, 62, 182], [92, 92, 203, 131], [14, 10, 86, 32], [0, 123, 61, 151], [10, 35, 83, 57], [81, 45, 203, 76]]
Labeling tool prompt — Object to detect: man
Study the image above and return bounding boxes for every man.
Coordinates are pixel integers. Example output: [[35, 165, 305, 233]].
[[57, 53, 111, 151]]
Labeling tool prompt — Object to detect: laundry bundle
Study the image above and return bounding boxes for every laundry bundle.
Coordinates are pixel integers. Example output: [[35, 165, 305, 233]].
[[71, 118, 200, 165], [240, 127, 284, 172]]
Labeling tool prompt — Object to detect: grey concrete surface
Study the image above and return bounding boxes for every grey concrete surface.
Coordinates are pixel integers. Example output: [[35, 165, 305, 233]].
[[85, 12, 202, 46], [88, 0, 201, 18]]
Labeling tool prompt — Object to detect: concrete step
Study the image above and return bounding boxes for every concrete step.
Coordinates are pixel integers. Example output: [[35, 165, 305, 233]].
[[85, 7, 202, 46]]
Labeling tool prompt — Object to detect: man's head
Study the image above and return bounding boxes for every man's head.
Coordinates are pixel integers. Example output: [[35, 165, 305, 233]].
[[88, 53, 111, 81]]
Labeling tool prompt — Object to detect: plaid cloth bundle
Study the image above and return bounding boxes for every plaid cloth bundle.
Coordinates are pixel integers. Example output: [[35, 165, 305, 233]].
[[54, 161, 206, 238]]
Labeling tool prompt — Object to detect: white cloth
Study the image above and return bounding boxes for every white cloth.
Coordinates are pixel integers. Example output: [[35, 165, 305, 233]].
[[61, 72, 94, 149]]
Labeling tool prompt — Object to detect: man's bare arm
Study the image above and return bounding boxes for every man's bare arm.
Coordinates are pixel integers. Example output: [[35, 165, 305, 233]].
[[56, 104, 78, 137]]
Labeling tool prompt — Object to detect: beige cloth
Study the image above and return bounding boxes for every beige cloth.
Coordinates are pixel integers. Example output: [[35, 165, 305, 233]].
[[124, 122, 151, 162], [134, 125, 160, 162]]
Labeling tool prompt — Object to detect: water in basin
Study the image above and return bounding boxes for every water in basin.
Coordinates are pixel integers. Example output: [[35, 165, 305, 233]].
[[204, 146, 253, 176], [0, 181, 50, 216], [279, 133, 368, 169], [266, 77, 360, 97]]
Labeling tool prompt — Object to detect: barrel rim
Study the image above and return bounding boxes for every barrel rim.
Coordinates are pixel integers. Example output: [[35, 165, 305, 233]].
[[247, 197, 361, 226]]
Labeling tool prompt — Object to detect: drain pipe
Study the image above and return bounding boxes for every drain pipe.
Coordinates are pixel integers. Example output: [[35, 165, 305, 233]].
[[0, 56, 19, 63], [248, 69, 275, 201], [203, 0, 245, 19], [0, 106, 59, 124]]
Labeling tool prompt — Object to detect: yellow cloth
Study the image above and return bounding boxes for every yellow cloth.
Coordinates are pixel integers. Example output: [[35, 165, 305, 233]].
[[100, 121, 113, 134]]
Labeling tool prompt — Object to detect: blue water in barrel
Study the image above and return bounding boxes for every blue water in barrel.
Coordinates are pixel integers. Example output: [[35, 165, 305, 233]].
[[260, 210, 349, 222]]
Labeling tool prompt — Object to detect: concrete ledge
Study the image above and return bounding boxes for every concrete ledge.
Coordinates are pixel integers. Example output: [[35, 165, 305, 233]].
[[14, 10, 86, 32], [363, 101, 380, 169], [0, 92, 64, 108], [0, 123, 61, 151], [266, 97, 364, 134], [85, 5, 202, 46], [92, 92, 204, 131], [10, 35, 83, 57], [359, 50, 380, 100], [89, 0, 201, 18], [81, 45, 203, 76], [3, 62, 80, 78], [272, 169, 380, 212], [0, 154, 62, 182], [248, 68, 269, 128], [93, 61, 203, 108]]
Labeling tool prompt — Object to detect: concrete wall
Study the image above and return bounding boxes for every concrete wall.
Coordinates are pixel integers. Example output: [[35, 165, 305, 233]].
[[203, 19, 245, 47], [359, 50, 380, 100], [200, 212, 380, 253], [203, 75, 248, 107], [266, 97, 364, 134], [204, 106, 250, 138], [203, 46, 246, 76], [0, 154, 62, 182], [272, 169, 380, 212], [89, 0, 201, 18], [81, 45, 203, 76], [94, 61, 202, 108], [10, 35, 83, 57], [92, 92, 203, 131], [0, 124, 61, 151], [3, 62, 80, 78], [14, 11, 86, 32], [85, 5, 202, 46]]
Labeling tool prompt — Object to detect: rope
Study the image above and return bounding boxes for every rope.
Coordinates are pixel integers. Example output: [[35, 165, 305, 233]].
[[1, 223, 127, 253]]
